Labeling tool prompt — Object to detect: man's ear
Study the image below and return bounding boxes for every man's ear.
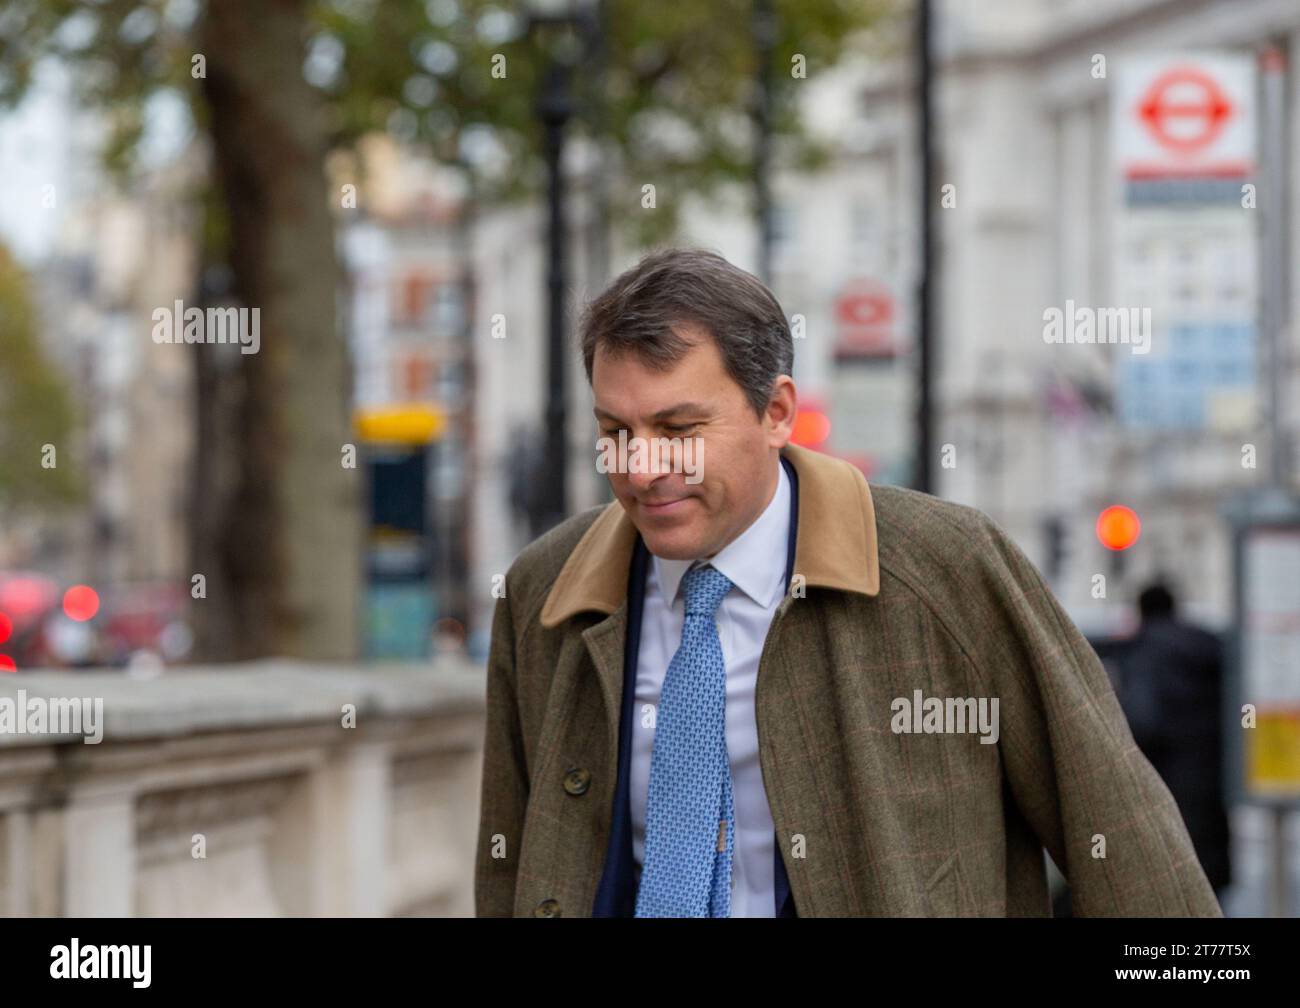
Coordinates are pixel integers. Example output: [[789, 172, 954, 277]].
[[766, 376, 797, 448]]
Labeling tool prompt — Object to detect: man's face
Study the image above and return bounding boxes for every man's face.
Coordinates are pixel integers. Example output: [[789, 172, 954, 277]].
[[592, 326, 795, 560]]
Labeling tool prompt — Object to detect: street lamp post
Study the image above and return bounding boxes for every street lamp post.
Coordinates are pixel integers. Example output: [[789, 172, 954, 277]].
[[914, 0, 936, 496], [527, 0, 599, 537], [752, 0, 776, 286], [537, 58, 572, 538]]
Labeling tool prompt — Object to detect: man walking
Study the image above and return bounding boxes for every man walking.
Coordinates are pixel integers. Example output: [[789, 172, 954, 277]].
[[1119, 583, 1232, 903], [475, 248, 1221, 918]]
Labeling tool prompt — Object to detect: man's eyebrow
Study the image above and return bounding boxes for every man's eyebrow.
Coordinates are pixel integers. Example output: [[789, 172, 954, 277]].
[[651, 402, 711, 421], [593, 402, 712, 424]]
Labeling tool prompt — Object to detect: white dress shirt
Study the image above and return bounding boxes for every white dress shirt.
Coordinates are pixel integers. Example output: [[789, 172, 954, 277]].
[[631, 459, 790, 917]]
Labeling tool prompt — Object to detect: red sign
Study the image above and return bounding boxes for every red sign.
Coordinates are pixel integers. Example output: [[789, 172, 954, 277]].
[[1137, 66, 1233, 154], [834, 279, 896, 359], [1116, 55, 1254, 184]]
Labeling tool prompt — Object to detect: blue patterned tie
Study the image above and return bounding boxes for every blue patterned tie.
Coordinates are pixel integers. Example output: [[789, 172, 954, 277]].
[[635, 563, 736, 918]]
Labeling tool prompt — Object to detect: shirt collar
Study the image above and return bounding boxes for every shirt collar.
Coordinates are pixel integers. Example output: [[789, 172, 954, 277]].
[[651, 459, 791, 609]]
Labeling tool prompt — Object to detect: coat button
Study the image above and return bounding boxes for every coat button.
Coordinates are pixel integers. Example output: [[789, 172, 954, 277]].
[[562, 767, 591, 796], [534, 898, 562, 917]]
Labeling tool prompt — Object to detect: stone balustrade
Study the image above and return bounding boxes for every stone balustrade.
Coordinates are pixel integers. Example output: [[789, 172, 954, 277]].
[[0, 658, 486, 917]]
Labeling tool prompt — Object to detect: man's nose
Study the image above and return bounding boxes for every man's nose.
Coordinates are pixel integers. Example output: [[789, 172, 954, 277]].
[[625, 432, 669, 493], [626, 457, 664, 494]]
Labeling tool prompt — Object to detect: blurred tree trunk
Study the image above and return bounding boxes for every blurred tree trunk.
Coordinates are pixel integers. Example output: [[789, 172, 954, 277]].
[[193, 0, 359, 660]]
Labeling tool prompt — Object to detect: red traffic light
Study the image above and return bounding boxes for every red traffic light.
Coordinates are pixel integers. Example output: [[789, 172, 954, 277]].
[[791, 408, 831, 449], [1097, 505, 1141, 551]]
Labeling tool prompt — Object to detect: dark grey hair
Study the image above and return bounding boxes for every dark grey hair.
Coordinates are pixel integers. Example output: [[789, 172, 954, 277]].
[[579, 248, 794, 418]]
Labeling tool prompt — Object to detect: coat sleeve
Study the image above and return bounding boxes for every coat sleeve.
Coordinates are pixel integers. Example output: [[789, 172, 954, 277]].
[[473, 583, 530, 917], [970, 515, 1222, 917]]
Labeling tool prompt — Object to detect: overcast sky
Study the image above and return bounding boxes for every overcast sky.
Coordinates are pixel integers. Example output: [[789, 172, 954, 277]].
[[0, 61, 72, 263], [0, 58, 191, 265]]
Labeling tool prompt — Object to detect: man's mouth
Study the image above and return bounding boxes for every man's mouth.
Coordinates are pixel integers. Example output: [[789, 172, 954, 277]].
[[639, 496, 693, 515]]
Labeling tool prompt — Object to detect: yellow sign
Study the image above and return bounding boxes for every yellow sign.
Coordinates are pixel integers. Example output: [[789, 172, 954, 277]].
[[354, 404, 445, 444], [1247, 710, 1300, 797]]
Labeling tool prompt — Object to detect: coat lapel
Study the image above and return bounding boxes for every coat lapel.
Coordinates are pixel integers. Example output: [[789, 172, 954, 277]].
[[580, 607, 629, 790], [540, 442, 880, 628]]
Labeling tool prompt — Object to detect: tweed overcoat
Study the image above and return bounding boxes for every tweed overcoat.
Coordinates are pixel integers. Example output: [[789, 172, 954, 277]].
[[475, 443, 1222, 917]]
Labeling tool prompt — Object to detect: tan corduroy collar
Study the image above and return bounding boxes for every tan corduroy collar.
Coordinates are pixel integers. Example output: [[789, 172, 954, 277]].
[[539, 442, 880, 628]]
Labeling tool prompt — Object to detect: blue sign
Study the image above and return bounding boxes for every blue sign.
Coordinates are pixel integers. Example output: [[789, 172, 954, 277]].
[[1118, 323, 1254, 430]]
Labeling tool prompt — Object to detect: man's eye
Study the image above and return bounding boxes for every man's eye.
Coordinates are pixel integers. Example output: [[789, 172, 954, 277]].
[[664, 424, 697, 435]]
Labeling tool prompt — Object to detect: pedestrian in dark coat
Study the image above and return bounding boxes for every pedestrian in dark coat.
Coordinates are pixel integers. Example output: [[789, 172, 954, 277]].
[[1119, 584, 1232, 895]]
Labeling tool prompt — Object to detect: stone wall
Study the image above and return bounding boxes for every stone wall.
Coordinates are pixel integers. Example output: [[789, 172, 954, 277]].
[[0, 659, 486, 917]]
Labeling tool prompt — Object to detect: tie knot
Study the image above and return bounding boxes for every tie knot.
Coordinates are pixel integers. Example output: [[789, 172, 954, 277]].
[[681, 564, 732, 617]]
